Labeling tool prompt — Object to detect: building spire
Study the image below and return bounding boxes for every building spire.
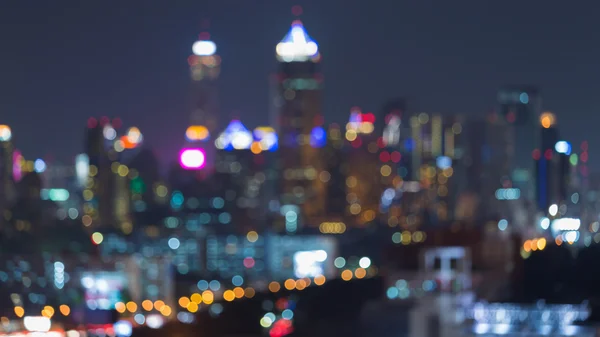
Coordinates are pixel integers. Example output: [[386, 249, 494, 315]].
[[275, 20, 319, 63]]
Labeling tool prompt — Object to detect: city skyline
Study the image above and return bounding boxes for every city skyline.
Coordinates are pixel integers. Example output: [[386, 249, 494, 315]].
[[2, 3, 600, 335], [1, 0, 600, 167]]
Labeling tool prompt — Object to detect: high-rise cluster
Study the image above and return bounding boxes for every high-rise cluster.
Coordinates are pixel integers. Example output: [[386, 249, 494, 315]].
[[0, 14, 597, 330]]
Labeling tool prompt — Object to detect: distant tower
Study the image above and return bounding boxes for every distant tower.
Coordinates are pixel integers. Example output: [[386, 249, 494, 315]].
[[83, 117, 129, 230], [0, 124, 15, 229], [273, 19, 326, 231], [497, 86, 541, 204], [185, 29, 220, 173], [536, 112, 569, 212], [84, 117, 109, 229]]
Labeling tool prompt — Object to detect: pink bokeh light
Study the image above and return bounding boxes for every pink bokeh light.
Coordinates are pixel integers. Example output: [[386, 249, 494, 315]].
[[179, 148, 206, 169]]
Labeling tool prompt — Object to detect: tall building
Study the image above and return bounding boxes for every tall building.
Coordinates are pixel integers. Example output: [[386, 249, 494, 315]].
[[497, 86, 541, 204], [379, 99, 406, 142], [272, 20, 326, 231], [185, 32, 221, 174], [535, 112, 570, 212], [0, 125, 15, 230], [84, 118, 112, 229], [387, 112, 463, 227], [84, 117, 137, 232], [214, 121, 278, 233], [40, 161, 83, 220], [460, 113, 513, 222], [343, 108, 389, 227], [321, 123, 346, 222]]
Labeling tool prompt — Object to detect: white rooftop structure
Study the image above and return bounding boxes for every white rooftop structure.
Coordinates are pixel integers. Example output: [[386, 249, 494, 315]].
[[276, 20, 319, 62]]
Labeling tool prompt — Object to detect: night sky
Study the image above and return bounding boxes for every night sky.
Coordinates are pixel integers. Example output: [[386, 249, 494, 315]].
[[1, 0, 599, 167]]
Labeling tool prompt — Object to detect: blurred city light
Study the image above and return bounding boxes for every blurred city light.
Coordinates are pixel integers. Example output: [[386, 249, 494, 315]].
[[0, 124, 11, 141], [192, 40, 217, 56], [555, 140, 572, 155], [276, 20, 319, 62], [185, 125, 210, 141], [179, 148, 206, 169]]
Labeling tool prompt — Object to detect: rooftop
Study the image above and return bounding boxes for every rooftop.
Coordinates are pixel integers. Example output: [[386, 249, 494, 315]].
[[276, 20, 319, 63]]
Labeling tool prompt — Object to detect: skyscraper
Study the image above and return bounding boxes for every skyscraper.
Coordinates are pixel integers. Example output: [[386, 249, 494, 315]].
[[535, 112, 569, 212], [343, 108, 389, 227], [272, 20, 326, 231], [0, 125, 15, 230], [189, 32, 220, 129], [497, 86, 541, 204], [186, 31, 220, 174], [84, 117, 129, 230]]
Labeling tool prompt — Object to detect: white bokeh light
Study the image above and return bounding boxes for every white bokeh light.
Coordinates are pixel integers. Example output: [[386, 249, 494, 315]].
[[0, 125, 11, 141], [103, 125, 117, 140], [180, 149, 205, 169], [192, 40, 217, 56]]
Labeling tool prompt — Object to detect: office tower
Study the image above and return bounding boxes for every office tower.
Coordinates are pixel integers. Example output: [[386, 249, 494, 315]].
[[40, 161, 83, 220], [321, 124, 346, 221], [186, 32, 220, 174], [213, 120, 278, 233], [389, 113, 462, 227], [380, 99, 406, 142], [84, 117, 129, 230], [343, 108, 388, 227], [535, 112, 566, 212], [272, 20, 326, 231], [497, 86, 541, 203], [84, 117, 109, 229], [458, 114, 510, 222], [0, 125, 15, 230], [189, 32, 220, 127], [127, 148, 166, 231], [577, 141, 590, 194]]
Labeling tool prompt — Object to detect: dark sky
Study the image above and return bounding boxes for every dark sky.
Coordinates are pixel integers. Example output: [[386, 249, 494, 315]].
[[1, 0, 599, 167]]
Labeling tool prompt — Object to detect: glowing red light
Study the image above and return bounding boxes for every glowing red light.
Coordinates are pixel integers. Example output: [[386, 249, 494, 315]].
[[544, 149, 552, 160], [87, 118, 98, 129], [581, 151, 589, 163], [351, 138, 362, 148], [506, 111, 516, 123], [120, 136, 135, 149], [313, 115, 324, 126], [180, 149, 206, 170], [391, 151, 401, 163], [100, 116, 110, 126], [362, 113, 375, 123], [532, 149, 541, 160], [379, 151, 390, 162], [270, 319, 294, 337], [377, 137, 385, 148], [112, 118, 122, 129], [291, 5, 303, 16], [276, 298, 288, 311], [243, 257, 255, 268]]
